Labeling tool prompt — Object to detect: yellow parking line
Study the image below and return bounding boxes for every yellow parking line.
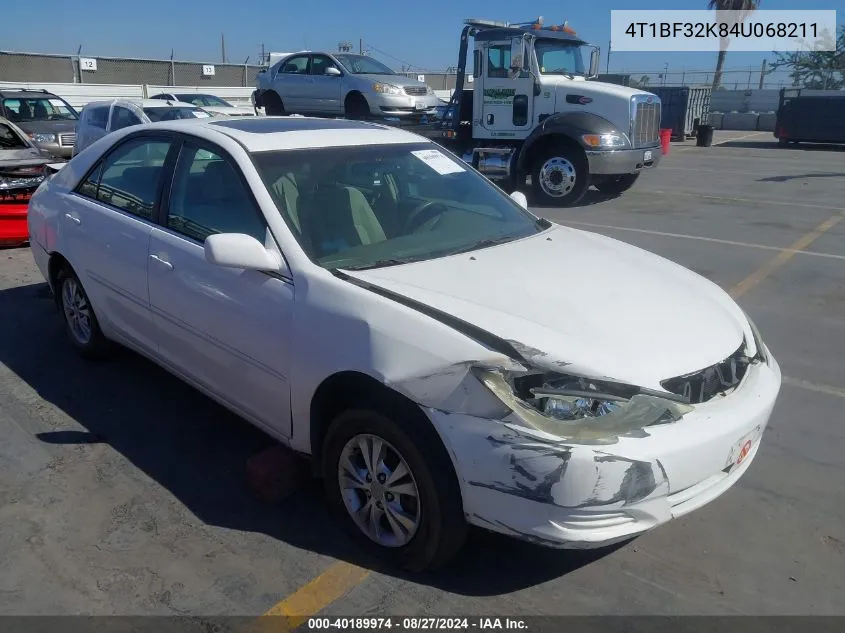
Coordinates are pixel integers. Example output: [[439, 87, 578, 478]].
[[729, 213, 843, 299], [257, 561, 370, 630]]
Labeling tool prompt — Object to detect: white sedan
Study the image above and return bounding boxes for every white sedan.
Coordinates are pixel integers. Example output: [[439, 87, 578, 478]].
[[27, 116, 782, 571]]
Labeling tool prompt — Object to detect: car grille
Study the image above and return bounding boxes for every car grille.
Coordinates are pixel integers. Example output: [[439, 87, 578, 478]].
[[660, 343, 751, 405], [404, 86, 428, 96], [58, 133, 76, 147], [631, 97, 660, 148]]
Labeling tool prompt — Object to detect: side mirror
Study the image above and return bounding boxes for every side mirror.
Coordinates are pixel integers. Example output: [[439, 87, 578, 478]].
[[588, 47, 600, 79], [510, 37, 528, 72], [204, 233, 283, 272], [325, 66, 342, 77], [510, 190, 529, 210]]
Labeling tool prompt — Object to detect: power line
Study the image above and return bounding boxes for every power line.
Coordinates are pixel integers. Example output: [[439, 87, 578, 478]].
[[361, 42, 424, 71]]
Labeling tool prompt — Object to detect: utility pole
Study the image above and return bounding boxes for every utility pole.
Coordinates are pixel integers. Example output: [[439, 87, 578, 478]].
[[221, 32, 226, 63], [261, 43, 266, 65], [758, 58, 767, 89], [360, 38, 363, 55], [605, 40, 611, 74]]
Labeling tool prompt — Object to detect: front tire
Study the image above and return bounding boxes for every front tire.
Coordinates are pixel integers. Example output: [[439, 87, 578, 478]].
[[56, 266, 112, 359], [322, 406, 467, 572], [530, 146, 588, 207], [593, 173, 640, 195], [345, 93, 371, 120]]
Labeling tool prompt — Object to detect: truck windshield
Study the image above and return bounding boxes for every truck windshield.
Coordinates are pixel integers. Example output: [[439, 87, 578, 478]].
[[253, 143, 547, 271], [535, 40, 586, 76], [334, 54, 396, 75]]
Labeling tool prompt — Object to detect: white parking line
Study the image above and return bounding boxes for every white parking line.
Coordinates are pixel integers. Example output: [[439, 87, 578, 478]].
[[676, 131, 768, 151], [783, 376, 845, 400], [563, 221, 845, 261], [644, 189, 845, 212]]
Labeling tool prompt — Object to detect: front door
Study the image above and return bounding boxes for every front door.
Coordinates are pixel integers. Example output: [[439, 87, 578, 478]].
[[147, 141, 294, 437], [308, 54, 343, 114], [479, 39, 535, 136]]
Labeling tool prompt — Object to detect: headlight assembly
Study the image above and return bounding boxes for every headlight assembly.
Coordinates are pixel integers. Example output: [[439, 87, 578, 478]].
[[581, 133, 630, 149], [742, 311, 769, 363], [30, 133, 57, 144], [373, 83, 403, 96], [473, 367, 692, 443]]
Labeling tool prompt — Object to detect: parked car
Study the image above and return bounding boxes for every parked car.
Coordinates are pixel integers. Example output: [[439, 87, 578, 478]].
[[73, 99, 212, 156], [28, 116, 781, 571], [149, 93, 256, 117], [0, 88, 80, 159], [0, 116, 63, 246], [254, 52, 441, 118]]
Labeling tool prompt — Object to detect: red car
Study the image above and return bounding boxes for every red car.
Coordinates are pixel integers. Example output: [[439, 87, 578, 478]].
[[1, 116, 61, 247]]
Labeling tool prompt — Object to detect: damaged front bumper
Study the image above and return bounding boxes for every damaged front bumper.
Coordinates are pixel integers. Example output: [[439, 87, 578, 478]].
[[425, 355, 781, 549]]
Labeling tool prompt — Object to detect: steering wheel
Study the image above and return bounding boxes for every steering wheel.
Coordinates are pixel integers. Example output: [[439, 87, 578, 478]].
[[404, 201, 449, 234]]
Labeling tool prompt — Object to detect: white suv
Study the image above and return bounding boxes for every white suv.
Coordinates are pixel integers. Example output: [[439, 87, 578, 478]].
[[73, 99, 211, 156]]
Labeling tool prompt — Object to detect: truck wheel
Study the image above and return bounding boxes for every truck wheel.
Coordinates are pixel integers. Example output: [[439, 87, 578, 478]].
[[345, 93, 371, 119], [594, 173, 640, 195], [531, 147, 588, 207], [264, 92, 286, 116]]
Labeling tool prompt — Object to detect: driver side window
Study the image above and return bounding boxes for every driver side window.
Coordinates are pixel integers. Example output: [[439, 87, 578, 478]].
[[487, 45, 511, 78]]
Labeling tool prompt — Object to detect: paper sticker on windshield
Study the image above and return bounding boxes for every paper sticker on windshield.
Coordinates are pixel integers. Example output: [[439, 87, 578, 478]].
[[411, 149, 464, 175], [49, 99, 65, 108]]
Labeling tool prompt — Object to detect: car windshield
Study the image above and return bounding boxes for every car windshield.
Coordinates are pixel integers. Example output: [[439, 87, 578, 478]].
[[143, 107, 211, 121], [176, 95, 232, 107], [535, 40, 586, 76], [252, 143, 547, 270], [334, 54, 396, 75], [3, 97, 78, 122]]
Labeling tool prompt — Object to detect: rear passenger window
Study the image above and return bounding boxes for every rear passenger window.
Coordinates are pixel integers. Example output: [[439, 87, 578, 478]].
[[167, 144, 267, 243], [86, 106, 108, 129], [77, 138, 172, 220]]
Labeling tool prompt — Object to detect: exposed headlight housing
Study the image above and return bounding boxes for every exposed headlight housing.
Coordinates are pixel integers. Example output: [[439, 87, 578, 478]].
[[473, 367, 692, 443], [373, 83, 403, 96], [581, 133, 630, 149], [30, 132, 57, 144], [743, 311, 769, 363]]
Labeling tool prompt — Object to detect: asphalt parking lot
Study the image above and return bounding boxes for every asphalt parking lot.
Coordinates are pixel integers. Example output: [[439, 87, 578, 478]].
[[1, 130, 843, 618]]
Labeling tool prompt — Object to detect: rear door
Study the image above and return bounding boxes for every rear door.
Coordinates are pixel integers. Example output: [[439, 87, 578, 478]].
[[63, 134, 177, 352], [273, 54, 312, 112]]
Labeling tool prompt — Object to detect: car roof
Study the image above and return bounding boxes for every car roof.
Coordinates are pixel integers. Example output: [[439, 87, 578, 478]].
[[0, 89, 60, 98], [82, 98, 200, 109], [133, 116, 430, 152]]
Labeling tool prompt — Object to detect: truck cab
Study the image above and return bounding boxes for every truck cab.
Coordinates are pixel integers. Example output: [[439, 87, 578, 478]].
[[448, 18, 662, 205]]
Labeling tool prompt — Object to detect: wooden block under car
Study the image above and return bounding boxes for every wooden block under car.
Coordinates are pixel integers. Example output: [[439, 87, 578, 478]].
[[246, 444, 311, 504]]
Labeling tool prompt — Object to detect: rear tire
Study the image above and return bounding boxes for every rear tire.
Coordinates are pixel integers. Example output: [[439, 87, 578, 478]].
[[594, 173, 640, 195], [55, 266, 112, 359], [263, 91, 286, 116], [530, 146, 589, 207], [322, 404, 467, 572]]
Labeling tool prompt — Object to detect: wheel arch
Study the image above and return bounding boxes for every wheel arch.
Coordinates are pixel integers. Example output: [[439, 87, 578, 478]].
[[308, 370, 460, 491]]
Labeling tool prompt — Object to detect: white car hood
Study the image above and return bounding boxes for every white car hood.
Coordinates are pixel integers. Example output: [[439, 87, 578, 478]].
[[203, 105, 255, 116], [344, 225, 748, 389]]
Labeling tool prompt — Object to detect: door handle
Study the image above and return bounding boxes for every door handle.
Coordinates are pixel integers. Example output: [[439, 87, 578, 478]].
[[64, 213, 81, 225], [149, 254, 174, 271]]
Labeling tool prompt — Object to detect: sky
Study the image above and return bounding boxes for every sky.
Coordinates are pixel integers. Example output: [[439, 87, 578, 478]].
[[1, 0, 841, 77]]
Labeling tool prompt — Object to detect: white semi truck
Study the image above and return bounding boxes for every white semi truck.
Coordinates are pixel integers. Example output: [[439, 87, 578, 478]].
[[253, 18, 663, 206]]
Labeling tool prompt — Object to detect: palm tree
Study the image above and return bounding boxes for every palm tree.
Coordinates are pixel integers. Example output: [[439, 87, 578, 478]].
[[708, 0, 761, 90]]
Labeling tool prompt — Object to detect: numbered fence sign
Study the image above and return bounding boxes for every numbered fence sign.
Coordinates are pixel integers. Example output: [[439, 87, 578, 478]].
[[202, 65, 216, 77], [417, 74, 425, 83], [80, 57, 97, 72]]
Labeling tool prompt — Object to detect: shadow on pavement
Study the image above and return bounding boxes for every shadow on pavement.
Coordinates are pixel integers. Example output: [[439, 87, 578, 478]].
[[757, 172, 845, 183], [717, 140, 845, 152], [0, 280, 620, 597]]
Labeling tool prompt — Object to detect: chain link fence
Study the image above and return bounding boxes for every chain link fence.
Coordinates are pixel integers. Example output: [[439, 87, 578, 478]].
[[605, 66, 796, 90], [0, 51, 264, 87]]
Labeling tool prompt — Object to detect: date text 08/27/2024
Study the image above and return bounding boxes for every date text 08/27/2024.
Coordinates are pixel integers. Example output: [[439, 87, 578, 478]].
[[306, 618, 528, 631]]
